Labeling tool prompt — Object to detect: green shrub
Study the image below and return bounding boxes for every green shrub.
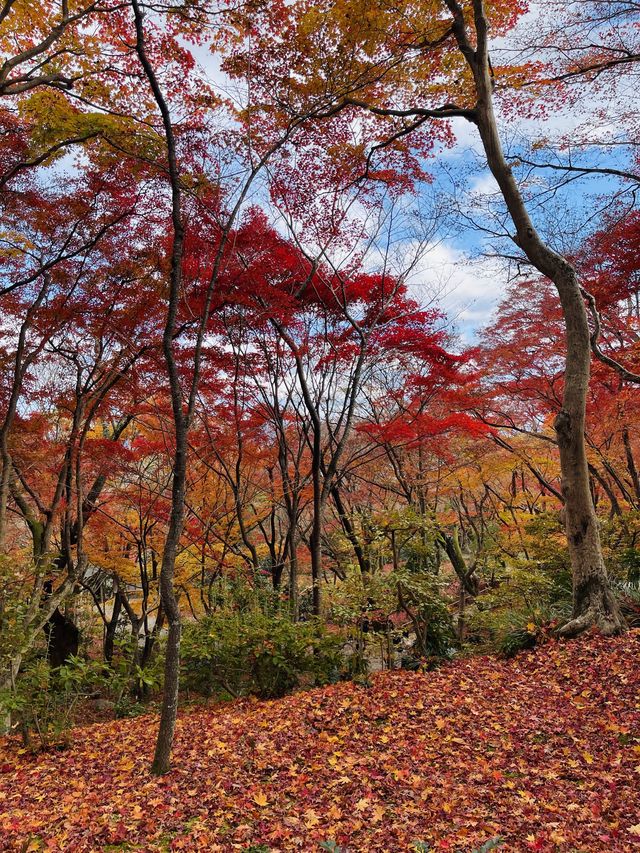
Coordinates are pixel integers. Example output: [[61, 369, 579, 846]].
[[619, 586, 640, 627], [466, 512, 574, 654], [1, 635, 162, 747], [467, 563, 571, 655], [395, 570, 456, 659], [411, 837, 504, 853], [2, 655, 108, 750], [499, 623, 539, 658], [601, 511, 640, 586], [205, 570, 283, 617], [327, 566, 455, 665], [0, 555, 37, 679], [102, 635, 164, 708], [182, 612, 343, 700]]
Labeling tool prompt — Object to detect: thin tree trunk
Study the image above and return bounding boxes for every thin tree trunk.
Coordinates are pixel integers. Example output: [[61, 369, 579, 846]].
[[309, 428, 323, 615], [104, 589, 123, 663], [0, 276, 50, 549], [330, 481, 371, 576], [132, 0, 289, 769], [288, 525, 299, 619], [622, 427, 640, 504]]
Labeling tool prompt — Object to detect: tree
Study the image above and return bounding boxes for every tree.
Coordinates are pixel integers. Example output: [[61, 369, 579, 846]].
[[128, 0, 342, 771], [0, 150, 161, 695], [504, 0, 640, 191]]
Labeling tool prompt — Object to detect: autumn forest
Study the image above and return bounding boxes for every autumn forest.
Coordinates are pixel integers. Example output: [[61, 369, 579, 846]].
[[0, 0, 639, 850]]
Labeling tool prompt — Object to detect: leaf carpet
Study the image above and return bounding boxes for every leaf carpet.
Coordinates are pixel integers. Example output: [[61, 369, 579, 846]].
[[1, 632, 639, 851]]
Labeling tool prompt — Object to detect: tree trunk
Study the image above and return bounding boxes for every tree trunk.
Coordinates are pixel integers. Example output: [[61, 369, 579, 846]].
[[622, 427, 640, 504], [441, 528, 479, 597], [151, 422, 186, 775], [330, 482, 371, 576], [132, 0, 186, 775], [391, 529, 399, 573], [287, 516, 299, 620], [45, 607, 79, 667], [309, 470, 323, 616], [104, 589, 123, 663]]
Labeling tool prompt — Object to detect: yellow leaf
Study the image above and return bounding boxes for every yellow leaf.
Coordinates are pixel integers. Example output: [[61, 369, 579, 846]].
[[304, 809, 320, 828], [583, 752, 594, 765], [371, 804, 385, 822], [253, 791, 268, 807]]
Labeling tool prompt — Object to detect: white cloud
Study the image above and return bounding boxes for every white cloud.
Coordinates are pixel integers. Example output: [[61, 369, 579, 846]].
[[469, 171, 500, 196], [406, 241, 506, 344]]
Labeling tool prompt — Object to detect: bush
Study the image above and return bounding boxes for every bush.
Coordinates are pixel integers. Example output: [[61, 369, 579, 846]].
[[1, 655, 108, 750], [0, 635, 162, 747], [0, 555, 36, 679], [395, 570, 456, 660], [327, 566, 455, 666], [411, 837, 504, 853], [601, 511, 640, 587], [467, 564, 571, 655], [498, 622, 539, 658], [465, 512, 574, 654], [182, 612, 344, 700]]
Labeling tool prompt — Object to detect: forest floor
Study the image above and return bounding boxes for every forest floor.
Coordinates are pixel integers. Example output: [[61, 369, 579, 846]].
[[1, 631, 639, 852]]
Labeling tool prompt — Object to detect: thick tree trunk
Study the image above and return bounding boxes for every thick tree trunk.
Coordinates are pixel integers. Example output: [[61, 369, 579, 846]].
[[551, 278, 625, 634]]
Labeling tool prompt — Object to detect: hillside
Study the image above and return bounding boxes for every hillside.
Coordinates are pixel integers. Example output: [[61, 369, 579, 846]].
[[1, 632, 639, 852]]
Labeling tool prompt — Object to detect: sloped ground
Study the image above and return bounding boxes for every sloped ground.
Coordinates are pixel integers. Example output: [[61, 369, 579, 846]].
[[1, 632, 639, 852]]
